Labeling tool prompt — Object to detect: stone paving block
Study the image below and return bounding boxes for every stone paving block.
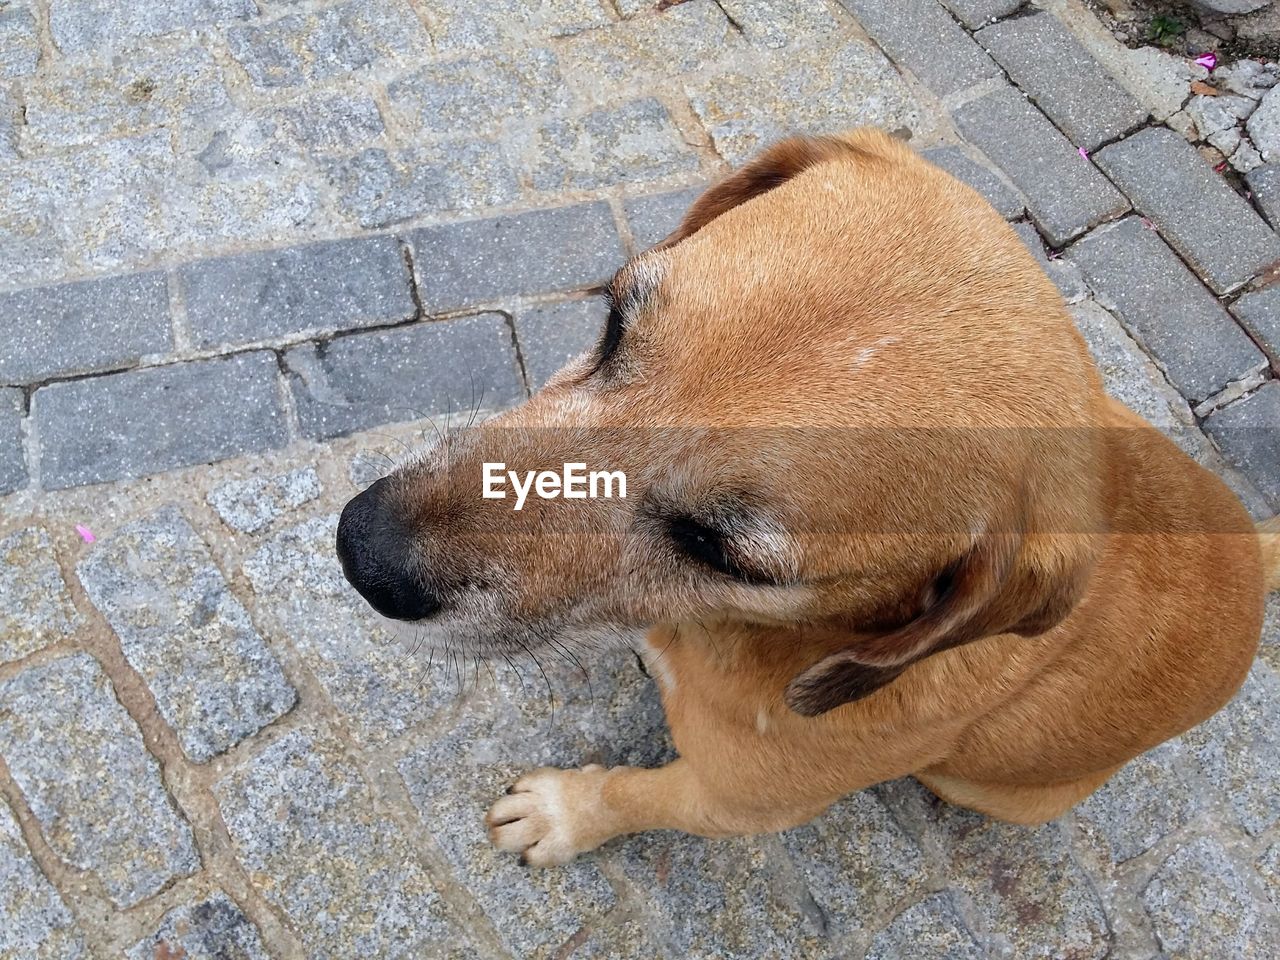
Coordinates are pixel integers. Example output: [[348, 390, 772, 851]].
[[0, 527, 80, 664], [624, 186, 703, 251], [516, 298, 605, 389], [1096, 128, 1280, 294], [420, 0, 609, 53], [0, 387, 25, 494], [1066, 217, 1267, 402], [225, 0, 427, 88], [0, 272, 171, 385], [277, 92, 385, 151], [938, 813, 1108, 959], [78, 506, 296, 762], [410, 203, 624, 312], [1011, 222, 1087, 303], [1143, 836, 1280, 957], [940, 0, 1023, 29], [25, 44, 232, 150], [1076, 739, 1208, 862], [922, 146, 1024, 220], [34, 352, 288, 490], [0, 3, 39, 79], [329, 141, 520, 229], [715, 0, 842, 50], [1182, 661, 1280, 835], [1258, 841, 1280, 905], [50, 0, 256, 54], [1233, 286, 1280, 365], [286, 316, 525, 440], [127, 892, 269, 960], [1204, 382, 1280, 509], [838, 0, 1000, 98], [0, 796, 87, 960], [780, 790, 928, 948], [180, 235, 416, 349], [213, 726, 468, 958], [208, 466, 322, 534], [865, 893, 984, 960], [388, 48, 569, 137], [953, 87, 1130, 246], [976, 14, 1148, 151], [0, 654, 199, 907], [1247, 162, 1280, 228], [0, 85, 18, 159], [242, 515, 453, 744], [517, 98, 701, 192], [570, 916, 662, 959]]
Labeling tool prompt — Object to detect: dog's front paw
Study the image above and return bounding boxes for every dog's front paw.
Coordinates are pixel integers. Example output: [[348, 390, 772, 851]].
[[484, 765, 611, 867]]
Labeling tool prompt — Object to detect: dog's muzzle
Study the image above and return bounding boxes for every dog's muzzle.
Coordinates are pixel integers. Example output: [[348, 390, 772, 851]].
[[336, 478, 440, 622]]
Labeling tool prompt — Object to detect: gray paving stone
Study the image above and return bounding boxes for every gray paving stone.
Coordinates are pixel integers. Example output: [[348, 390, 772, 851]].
[[241, 515, 454, 744], [49, 0, 256, 54], [0, 527, 80, 664], [865, 893, 984, 960], [78, 506, 296, 762], [277, 92, 385, 151], [1066, 217, 1267, 402], [0, 654, 199, 907], [387, 48, 570, 137], [208, 466, 322, 534], [518, 98, 701, 192], [1012, 222, 1087, 303], [1233, 285, 1280, 364], [976, 14, 1148, 151], [687, 38, 922, 165], [922, 146, 1024, 220], [516, 298, 605, 389], [419, 0, 609, 53], [0, 272, 171, 385], [1247, 162, 1280, 228], [213, 726, 467, 959], [0, 3, 39, 79], [940, 0, 1023, 29], [1182, 661, 1280, 835], [838, 0, 1000, 98], [127, 892, 269, 960], [780, 791, 928, 948], [0, 796, 87, 960], [1262, 593, 1280, 675], [953, 87, 1130, 246], [0, 387, 25, 494], [1258, 841, 1280, 906], [623, 186, 703, 251], [716, 0, 842, 50], [410, 203, 624, 312], [0, 85, 17, 159], [329, 141, 521, 230], [1096, 128, 1280, 294], [286, 316, 525, 440], [1076, 739, 1209, 862], [34, 352, 288, 490], [1143, 835, 1280, 957], [180, 236, 416, 349], [1204, 382, 1280, 509]]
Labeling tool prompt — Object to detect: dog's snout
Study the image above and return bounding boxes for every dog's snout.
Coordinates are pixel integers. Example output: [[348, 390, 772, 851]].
[[336, 478, 440, 622]]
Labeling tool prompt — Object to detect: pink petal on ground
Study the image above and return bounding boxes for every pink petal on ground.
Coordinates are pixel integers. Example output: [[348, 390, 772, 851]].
[[1077, 147, 1089, 160], [1195, 53, 1218, 71], [75, 524, 96, 543]]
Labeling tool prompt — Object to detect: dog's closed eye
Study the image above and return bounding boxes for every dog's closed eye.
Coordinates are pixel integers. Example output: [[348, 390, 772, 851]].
[[654, 507, 794, 587]]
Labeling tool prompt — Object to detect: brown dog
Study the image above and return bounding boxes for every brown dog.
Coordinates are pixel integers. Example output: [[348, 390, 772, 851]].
[[336, 129, 1280, 866]]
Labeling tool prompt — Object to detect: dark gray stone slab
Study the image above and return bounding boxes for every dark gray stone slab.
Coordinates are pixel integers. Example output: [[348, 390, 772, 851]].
[[1247, 162, 1280, 227], [1204, 382, 1280, 509], [976, 14, 1148, 151], [0, 273, 172, 385], [954, 87, 1130, 246], [1066, 217, 1267, 402], [285, 315, 525, 439], [1233, 286, 1280, 364], [33, 352, 288, 490], [837, 0, 1000, 97], [940, 0, 1023, 29], [516, 297, 604, 388], [922, 146, 1024, 220], [0, 388, 24, 495], [1096, 128, 1280, 294], [623, 186, 703, 250], [1011, 222, 1087, 303], [179, 236, 416, 349], [409, 203, 624, 312]]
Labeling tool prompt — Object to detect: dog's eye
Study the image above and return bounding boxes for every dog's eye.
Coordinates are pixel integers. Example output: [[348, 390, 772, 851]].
[[667, 515, 762, 582], [590, 296, 626, 374]]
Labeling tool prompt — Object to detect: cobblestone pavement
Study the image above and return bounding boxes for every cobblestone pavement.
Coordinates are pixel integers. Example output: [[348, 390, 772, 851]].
[[3, 0, 1280, 957]]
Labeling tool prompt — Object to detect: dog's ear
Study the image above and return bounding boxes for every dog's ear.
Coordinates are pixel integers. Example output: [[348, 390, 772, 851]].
[[785, 526, 1096, 717], [653, 135, 874, 250]]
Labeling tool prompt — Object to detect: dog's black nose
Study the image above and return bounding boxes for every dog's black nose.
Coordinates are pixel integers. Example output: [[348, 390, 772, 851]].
[[336, 478, 439, 622]]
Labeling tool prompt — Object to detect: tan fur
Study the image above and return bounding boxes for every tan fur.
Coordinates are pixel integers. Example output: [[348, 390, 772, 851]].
[[358, 130, 1274, 866]]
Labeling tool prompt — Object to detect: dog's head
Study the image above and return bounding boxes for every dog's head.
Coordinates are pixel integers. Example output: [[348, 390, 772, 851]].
[[337, 129, 1106, 715]]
